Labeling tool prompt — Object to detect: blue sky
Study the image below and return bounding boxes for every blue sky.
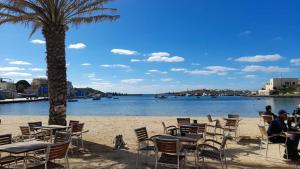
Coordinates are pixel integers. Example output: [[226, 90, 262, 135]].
[[1, 0, 300, 94]]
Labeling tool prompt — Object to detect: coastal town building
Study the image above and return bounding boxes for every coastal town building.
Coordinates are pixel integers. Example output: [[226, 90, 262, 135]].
[[0, 78, 16, 99], [258, 78, 299, 95]]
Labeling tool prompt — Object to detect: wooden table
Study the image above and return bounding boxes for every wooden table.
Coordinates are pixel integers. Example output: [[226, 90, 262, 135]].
[[156, 134, 202, 143], [34, 125, 69, 130], [0, 140, 49, 154]]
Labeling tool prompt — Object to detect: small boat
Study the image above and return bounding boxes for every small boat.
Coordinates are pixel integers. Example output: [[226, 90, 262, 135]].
[[92, 96, 101, 100], [68, 99, 78, 102], [155, 95, 168, 99]]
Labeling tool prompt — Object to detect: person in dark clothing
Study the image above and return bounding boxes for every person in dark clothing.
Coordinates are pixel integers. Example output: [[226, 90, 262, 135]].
[[293, 104, 300, 116], [267, 110, 300, 160], [263, 105, 277, 119]]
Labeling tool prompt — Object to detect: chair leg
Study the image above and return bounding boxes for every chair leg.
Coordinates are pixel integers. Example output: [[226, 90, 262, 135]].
[[224, 155, 228, 169], [266, 142, 269, 158], [135, 150, 140, 169]]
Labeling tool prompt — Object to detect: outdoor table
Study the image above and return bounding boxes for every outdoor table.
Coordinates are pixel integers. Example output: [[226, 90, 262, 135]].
[[0, 140, 49, 154], [156, 133, 202, 143]]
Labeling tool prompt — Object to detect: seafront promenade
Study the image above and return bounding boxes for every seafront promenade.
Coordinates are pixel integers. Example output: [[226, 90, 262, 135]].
[[0, 97, 48, 104]]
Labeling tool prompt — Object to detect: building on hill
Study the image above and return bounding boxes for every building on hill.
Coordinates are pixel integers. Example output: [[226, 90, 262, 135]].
[[258, 78, 299, 95], [0, 78, 16, 99]]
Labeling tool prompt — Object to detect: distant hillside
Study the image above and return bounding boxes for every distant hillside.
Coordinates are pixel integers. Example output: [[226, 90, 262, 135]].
[[173, 89, 251, 96]]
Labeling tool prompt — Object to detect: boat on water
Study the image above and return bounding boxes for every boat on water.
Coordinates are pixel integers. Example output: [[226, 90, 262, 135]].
[[92, 96, 101, 100], [68, 99, 78, 102], [155, 95, 168, 99]]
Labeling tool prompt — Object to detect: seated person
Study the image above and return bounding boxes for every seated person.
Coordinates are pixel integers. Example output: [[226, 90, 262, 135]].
[[267, 110, 300, 160], [263, 105, 277, 120], [293, 104, 300, 115]]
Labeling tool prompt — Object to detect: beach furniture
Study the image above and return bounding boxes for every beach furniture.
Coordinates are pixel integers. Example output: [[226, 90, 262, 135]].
[[257, 125, 288, 158], [191, 123, 207, 140], [227, 114, 240, 119], [28, 122, 42, 132], [27, 142, 70, 169], [179, 125, 199, 135], [153, 137, 186, 169], [261, 115, 273, 127], [177, 118, 191, 128], [206, 115, 223, 140], [19, 126, 33, 141], [68, 120, 79, 127], [54, 131, 71, 144], [223, 118, 240, 140], [70, 123, 87, 150], [161, 121, 177, 135], [0, 134, 24, 167], [134, 127, 157, 168], [197, 134, 231, 169]]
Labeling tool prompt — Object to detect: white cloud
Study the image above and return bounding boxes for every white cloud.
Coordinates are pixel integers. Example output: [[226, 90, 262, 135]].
[[191, 63, 201, 66], [170, 68, 187, 72], [148, 69, 168, 74], [68, 43, 86, 49], [121, 79, 143, 84], [87, 73, 96, 78], [31, 39, 45, 44], [29, 68, 44, 71], [81, 63, 91, 66], [242, 65, 290, 73], [9, 60, 31, 65], [161, 78, 173, 82], [131, 59, 145, 62], [187, 66, 236, 75], [100, 64, 130, 69], [111, 49, 138, 55], [0, 67, 25, 72], [90, 78, 103, 81], [235, 54, 282, 62], [2, 72, 32, 77], [239, 30, 251, 36], [244, 75, 256, 78], [147, 52, 184, 62], [66, 63, 70, 67], [290, 58, 300, 66]]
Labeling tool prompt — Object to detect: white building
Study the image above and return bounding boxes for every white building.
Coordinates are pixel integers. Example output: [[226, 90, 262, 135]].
[[258, 78, 299, 95]]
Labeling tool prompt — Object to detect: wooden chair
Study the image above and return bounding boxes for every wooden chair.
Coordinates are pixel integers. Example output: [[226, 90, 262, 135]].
[[261, 115, 273, 127], [68, 120, 79, 127], [0, 134, 24, 167], [223, 118, 240, 140], [153, 138, 186, 169], [228, 114, 240, 119], [177, 118, 190, 128], [192, 123, 207, 140], [197, 134, 231, 169], [27, 142, 70, 169], [161, 121, 177, 135], [70, 123, 88, 150], [28, 122, 42, 132], [54, 131, 71, 144], [134, 127, 157, 168], [19, 126, 32, 140], [257, 125, 288, 158]]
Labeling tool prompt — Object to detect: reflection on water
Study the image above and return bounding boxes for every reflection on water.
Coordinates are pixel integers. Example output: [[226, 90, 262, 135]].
[[0, 96, 299, 117]]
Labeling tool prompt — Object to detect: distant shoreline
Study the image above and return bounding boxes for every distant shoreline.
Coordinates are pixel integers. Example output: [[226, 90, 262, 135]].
[[0, 97, 48, 104], [248, 95, 300, 98]]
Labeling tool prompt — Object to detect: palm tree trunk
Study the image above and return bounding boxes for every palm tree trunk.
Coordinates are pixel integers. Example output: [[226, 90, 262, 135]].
[[43, 25, 67, 125]]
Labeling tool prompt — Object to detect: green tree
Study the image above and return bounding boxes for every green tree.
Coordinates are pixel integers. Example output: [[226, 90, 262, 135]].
[[16, 80, 31, 93], [0, 1, 119, 125]]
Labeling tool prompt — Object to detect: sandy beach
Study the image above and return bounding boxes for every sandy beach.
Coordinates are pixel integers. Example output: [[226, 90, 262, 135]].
[[0, 115, 297, 169]]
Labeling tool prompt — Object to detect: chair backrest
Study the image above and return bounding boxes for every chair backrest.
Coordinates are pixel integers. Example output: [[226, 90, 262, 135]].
[[20, 126, 31, 135], [258, 125, 268, 139], [71, 123, 84, 133], [228, 114, 240, 119], [69, 120, 79, 127], [46, 142, 70, 161], [28, 121, 42, 131], [224, 118, 238, 127], [0, 134, 12, 145], [207, 115, 213, 122], [192, 123, 206, 133], [261, 115, 273, 124], [177, 118, 190, 127], [154, 138, 180, 154], [54, 131, 71, 143], [180, 125, 198, 134], [161, 121, 167, 134], [134, 127, 149, 142], [258, 111, 265, 116]]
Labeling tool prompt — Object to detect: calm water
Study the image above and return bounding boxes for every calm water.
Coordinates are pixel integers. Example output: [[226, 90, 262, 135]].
[[0, 96, 299, 117]]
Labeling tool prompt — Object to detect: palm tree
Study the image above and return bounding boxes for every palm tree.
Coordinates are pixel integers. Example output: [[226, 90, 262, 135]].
[[0, 0, 119, 125]]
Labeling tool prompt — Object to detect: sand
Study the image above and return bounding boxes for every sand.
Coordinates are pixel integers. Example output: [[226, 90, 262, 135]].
[[0, 115, 297, 169]]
